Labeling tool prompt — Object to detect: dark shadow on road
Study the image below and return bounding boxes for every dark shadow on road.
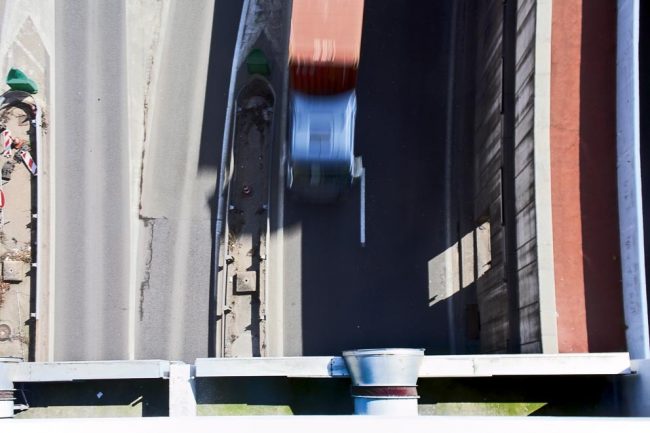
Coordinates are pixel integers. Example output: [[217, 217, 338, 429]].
[[281, 0, 463, 356]]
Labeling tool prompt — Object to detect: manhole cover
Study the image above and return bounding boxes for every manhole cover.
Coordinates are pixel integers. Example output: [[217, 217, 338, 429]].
[[0, 324, 11, 341]]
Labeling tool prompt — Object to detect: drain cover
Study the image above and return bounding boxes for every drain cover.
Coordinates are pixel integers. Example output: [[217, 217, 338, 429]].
[[0, 324, 11, 341], [3, 259, 24, 282], [234, 271, 257, 294]]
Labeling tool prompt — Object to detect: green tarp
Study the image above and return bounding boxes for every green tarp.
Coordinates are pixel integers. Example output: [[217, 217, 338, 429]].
[[6, 68, 38, 94]]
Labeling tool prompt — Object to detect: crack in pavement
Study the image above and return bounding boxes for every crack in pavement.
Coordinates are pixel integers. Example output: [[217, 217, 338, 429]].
[[139, 217, 156, 322]]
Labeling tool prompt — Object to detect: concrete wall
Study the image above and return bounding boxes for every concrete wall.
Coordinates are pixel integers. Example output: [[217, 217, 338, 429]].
[[550, 0, 625, 353], [468, 0, 626, 355]]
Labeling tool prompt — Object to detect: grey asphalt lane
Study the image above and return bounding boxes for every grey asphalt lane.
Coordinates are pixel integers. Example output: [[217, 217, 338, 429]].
[[54, 0, 131, 360], [136, 0, 243, 362], [53, 0, 243, 361], [282, 0, 454, 356]]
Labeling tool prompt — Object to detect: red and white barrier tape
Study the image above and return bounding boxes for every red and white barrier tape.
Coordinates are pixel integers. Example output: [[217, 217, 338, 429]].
[[19, 149, 37, 176], [1, 129, 13, 157]]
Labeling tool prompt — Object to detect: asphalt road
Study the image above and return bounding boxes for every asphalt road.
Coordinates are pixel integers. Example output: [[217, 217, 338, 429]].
[[54, 0, 131, 360], [53, 0, 242, 361], [135, 0, 242, 362], [282, 0, 455, 356], [52, 0, 451, 360]]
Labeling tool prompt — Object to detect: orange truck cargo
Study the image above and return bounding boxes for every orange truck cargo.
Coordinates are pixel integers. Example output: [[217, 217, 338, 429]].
[[289, 0, 365, 95]]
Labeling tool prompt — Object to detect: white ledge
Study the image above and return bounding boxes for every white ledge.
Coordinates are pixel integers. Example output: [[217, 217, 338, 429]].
[[4, 353, 631, 382], [10, 360, 171, 382], [195, 353, 631, 378]]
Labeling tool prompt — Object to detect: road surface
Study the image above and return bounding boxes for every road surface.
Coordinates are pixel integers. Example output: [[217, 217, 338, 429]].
[[135, 0, 242, 362], [281, 0, 455, 356], [53, 0, 242, 361], [54, 0, 131, 360]]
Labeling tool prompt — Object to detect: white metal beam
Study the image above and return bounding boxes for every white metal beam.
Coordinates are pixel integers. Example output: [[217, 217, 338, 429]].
[[195, 353, 631, 378], [9, 360, 170, 382], [5, 353, 631, 383]]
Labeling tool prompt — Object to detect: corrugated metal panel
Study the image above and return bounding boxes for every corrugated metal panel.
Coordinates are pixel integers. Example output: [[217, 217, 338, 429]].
[[473, 0, 508, 354], [473, 0, 540, 354]]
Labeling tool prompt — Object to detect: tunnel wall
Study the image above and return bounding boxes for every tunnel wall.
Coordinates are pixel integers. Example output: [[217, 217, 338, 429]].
[[469, 0, 626, 354], [470, 0, 541, 353], [472, 0, 509, 353]]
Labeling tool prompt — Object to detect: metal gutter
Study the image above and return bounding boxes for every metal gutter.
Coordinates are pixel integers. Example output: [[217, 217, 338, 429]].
[[617, 0, 650, 360]]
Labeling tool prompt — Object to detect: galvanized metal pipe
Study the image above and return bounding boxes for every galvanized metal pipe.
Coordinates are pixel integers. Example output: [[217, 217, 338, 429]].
[[342, 348, 424, 415]]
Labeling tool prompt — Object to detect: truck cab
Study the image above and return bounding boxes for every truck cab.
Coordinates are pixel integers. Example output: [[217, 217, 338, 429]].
[[287, 90, 359, 202]]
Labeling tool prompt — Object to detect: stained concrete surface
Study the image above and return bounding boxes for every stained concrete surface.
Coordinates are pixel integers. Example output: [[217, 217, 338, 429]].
[[0, 2, 51, 362]]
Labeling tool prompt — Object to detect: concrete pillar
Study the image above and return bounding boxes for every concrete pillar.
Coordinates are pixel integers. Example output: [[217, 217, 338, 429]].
[[169, 362, 196, 417], [342, 349, 424, 416]]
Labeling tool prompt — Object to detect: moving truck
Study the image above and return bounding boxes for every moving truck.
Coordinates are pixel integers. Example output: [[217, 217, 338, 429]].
[[287, 0, 365, 201]]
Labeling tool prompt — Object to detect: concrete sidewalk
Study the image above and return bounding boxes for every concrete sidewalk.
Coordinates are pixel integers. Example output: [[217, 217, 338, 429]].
[[0, 91, 36, 360], [0, 0, 53, 361]]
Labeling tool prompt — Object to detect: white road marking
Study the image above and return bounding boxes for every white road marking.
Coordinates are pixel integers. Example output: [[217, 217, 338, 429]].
[[360, 168, 366, 247]]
